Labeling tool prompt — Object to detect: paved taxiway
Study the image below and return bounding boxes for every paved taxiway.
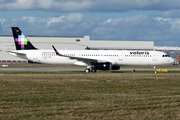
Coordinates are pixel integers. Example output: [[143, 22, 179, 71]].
[[0, 68, 180, 72], [0, 68, 84, 72]]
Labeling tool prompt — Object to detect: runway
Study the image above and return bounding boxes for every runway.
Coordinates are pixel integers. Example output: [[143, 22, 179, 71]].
[[0, 68, 180, 72], [0, 68, 84, 72]]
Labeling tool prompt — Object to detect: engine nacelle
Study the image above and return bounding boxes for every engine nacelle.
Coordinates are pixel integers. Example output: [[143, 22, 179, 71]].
[[112, 66, 120, 70], [94, 62, 121, 70], [94, 62, 111, 70]]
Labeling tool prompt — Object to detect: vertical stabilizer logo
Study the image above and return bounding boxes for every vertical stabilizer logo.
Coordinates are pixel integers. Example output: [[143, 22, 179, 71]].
[[15, 33, 29, 48]]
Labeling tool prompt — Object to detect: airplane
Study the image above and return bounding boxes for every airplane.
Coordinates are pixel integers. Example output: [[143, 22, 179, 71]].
[[8, 27, 174, 73]]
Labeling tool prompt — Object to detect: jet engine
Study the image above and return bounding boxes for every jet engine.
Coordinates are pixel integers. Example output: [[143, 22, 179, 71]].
[[94, 62, 120, 70], [94, 62, 111, 70], [112, 66, 120, 70]]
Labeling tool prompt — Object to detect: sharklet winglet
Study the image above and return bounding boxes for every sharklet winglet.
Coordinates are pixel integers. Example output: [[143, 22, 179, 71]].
[[52, 45, 63, 56]]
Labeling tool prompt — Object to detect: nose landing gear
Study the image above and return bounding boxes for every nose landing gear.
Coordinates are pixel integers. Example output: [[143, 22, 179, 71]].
[[154, 66, 157, 73]]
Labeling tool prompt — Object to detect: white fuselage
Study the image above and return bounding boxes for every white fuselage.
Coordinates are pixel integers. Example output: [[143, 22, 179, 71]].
[[9, 49, 175, 66]]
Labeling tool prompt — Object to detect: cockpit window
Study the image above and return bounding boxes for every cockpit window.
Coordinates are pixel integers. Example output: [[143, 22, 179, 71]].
[[162, 55, 170, 57]]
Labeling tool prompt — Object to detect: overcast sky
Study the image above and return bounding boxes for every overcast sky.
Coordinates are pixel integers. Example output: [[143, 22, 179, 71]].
[[1, 0, 180, 46]]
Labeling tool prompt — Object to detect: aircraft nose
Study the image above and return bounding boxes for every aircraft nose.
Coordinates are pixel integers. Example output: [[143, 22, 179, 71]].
[[169, 57, 175, 64]]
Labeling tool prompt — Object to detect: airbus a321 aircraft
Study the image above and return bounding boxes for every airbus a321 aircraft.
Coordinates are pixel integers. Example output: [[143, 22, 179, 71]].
[[9, 27, 174, 73]]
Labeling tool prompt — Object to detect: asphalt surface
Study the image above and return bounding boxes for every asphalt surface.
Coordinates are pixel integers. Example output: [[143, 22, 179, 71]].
[[0, 68, 84, 72], [0, 68, 180, 72]]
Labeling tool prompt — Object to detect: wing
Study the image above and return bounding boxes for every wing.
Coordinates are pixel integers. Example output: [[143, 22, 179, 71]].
[[52, 45, 108, 65]]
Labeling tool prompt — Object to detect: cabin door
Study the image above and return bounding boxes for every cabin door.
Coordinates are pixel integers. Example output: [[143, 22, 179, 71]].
[[118, 53, 123, 60], [33, 51, 38, 62], [152, 52, 157, 61]]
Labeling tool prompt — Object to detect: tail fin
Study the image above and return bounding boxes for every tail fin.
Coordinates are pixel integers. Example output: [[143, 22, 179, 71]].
[[11, 27, 37, 50]]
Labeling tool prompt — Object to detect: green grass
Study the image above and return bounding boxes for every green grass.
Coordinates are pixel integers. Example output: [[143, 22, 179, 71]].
[[1, 73, 180, 119]]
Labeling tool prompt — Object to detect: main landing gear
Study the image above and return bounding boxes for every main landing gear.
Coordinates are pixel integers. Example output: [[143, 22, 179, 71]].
[[85, 68, 97, 73], [85, 68, 90, 73]]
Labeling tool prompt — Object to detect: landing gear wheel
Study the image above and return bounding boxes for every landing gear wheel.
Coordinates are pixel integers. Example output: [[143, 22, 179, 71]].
[[85, 68, 90, 73], [91, 69, 97, 73], [154, 66, 157, 74]]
